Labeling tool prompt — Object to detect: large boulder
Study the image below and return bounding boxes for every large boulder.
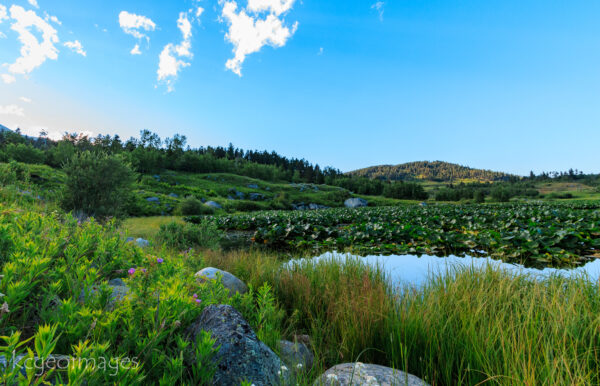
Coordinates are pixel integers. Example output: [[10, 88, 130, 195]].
[[135, 238, 150, 248], [146, 197, 160, 203], [344, 198, 368, 208], [187, 305, 285, 386], [313, 363, 428, 386], [78, 278, 130, 308], [278, 340, 314, 372], [249, 193, 265, 201], [205, 201, 222, 209], [247, 184, 259, 189], [195, 267, 248, 296]]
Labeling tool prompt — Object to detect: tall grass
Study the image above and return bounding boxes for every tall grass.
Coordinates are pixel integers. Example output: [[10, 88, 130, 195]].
[[204, 250, 600, 385]]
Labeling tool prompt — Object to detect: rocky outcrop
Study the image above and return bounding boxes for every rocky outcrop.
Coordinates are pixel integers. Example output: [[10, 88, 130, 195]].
[[195, 267, 248, 296], [344, 198, 368, 208], [146, 197, 160, 203], [313, 363, 428, 386], [187, 305, 285, 386], [135, 238, 150, 248]]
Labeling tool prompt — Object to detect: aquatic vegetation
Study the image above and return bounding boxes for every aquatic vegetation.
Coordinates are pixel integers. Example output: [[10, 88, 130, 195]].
[[189, 202, 600, 267]]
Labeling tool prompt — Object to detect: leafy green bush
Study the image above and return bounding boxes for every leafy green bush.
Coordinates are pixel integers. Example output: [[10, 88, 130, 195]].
[[61, 151, 136, 219], [4, 143, 45, 164], [0, 161, 28, 186], [156, 221, 223, 250], [178, 196, 214, 215]]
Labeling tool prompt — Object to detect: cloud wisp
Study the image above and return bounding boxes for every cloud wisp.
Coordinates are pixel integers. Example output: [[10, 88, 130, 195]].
[[371, 1, 385, 21], [0, 104, 25, 117], [64, 40, 86, 56], [220, 0, 298, 77], [157, 8, 203, 92], [119, 11, 156, 54]]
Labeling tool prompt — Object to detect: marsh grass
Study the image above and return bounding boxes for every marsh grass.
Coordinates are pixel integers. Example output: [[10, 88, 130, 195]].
[[205, 250, 600, 385]]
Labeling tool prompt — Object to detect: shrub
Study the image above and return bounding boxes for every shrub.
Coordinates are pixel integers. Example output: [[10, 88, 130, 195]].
[[4, 143, 45, 164], [0, 161, 28, 186], [156, 221, 223, 250], [61, 151, 136, 219], [178, 196, 214, 215]]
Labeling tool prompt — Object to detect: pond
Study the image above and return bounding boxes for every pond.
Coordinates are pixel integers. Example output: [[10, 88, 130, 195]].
[[298, 252, 600, 287]]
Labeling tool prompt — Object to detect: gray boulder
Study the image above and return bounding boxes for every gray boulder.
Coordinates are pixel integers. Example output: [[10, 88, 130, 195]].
[[278, 340, 314, 372], [125, 237, 134, 243], [135, 238, 150, 248], [195, 267, 248, 296], [169, 193, 179, 198], [78, 278, 130, 308], [249, 193, 265, 201], [187, 305, 285, 386], [309, 203, 328, 210], [146, 197, 160, 203], [247, 184, 259, 189], [344, 198, 368, 208], [205, 201, 222, 209], [313, 363, 428, 386]]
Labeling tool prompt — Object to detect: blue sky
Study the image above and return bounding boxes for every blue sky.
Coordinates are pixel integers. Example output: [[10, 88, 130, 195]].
[[0, 0, 599, 175]]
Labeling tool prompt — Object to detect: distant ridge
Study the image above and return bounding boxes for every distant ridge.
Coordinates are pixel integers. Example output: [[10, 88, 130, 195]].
[[0, 124, 11, 133], [347, 161, 513, 182]]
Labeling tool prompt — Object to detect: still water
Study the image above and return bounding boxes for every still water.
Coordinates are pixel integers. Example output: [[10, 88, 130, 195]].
[[299, 252, 600, 287]]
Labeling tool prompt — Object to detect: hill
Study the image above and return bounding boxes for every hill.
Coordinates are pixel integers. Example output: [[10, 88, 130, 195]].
[[348, 161, 513, 182]]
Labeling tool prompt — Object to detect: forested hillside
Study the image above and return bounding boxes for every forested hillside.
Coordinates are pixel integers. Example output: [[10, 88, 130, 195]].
[[348, 161, 513, 182]]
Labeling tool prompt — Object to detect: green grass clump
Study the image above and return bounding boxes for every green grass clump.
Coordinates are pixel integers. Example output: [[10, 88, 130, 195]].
[[204, 250, 600, 385]]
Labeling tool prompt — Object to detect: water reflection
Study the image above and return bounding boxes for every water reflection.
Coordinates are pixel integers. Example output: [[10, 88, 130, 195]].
[[306, 252, 600, 287]]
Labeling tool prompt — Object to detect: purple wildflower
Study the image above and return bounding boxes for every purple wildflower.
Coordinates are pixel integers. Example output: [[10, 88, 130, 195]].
[[157, 258, 164, 264], [128, 268, 136, 275], [192, 293, 198, 299], [195, 299, 202, 304]]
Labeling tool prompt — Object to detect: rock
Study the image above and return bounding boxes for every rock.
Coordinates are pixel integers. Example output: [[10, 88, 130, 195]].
[[309, 203, 328, 210], [292, 203, 307, 211], [344, 198, 368, 208], [265, 187, 271, 191], [152, 174, 161, 181], [169, 193, 179, 198], [78, 279, 130, 308], [146, 197, 160, 203], [247, 184, 259, 189], [125, 237, 134, 243], [205, 201, 222, 209], [135, 238, 150, 248], [249, 193, 265, 201], [201, 197, 206, 203], [187, 305, 285, 386], [228, 189, 245, 199], [17, 189, 32, 196], [313, 363, 428, 386], [420, 202, 427, 207], [278, 340, 314, 371], [195, 267, 248, 296]]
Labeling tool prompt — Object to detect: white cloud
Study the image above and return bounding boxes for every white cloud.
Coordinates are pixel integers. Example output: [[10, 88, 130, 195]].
[[119, 11, 156, 54], [220, 0, 298, 76], [371, 1, 385, 21], [27, 0, 39, 9], [64, 40, 86, 56], [4, 6, 59, 77], [318, 47, 323, 55], [0, 5, 7, 21], [157, 11, 199, 92], [44, 13, 61, 25], [19, 96, 32, 103], [246, 0, 294, 16], [0, 105, 25, 117], [1, 74, 16, 84], [130, 44, 141, 55], [196, 7, 204, 18]]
